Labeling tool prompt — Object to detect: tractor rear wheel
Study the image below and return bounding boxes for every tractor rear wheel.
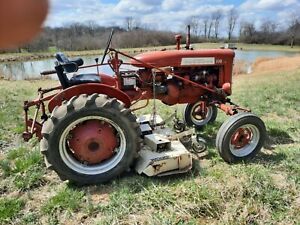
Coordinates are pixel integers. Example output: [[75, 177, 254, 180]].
[[40, 94, 141, 185], [216, 112, 266, 163], [183, 101, 217, 129]]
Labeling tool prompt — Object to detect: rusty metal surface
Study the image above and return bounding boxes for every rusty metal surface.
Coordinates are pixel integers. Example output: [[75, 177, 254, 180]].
[[130, 49, 235, 68], [69, 120, 117, 164], [48, 83, 131, 112], [23, 119, 42, 141], [231, 127, 252, 149]]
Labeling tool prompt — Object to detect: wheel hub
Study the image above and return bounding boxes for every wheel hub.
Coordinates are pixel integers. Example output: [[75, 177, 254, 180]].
[[68, 120, 117, 164], [231, 128, 252, 149], [192, 103, 208, 120]]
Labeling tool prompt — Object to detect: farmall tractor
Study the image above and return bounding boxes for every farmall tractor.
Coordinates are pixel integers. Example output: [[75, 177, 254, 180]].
[[22, 29, 266, 185]]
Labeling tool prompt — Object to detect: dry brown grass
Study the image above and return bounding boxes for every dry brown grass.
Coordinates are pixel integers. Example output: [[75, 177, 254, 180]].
[[233, 60, 249, 75], [252, 55, 300, 74]]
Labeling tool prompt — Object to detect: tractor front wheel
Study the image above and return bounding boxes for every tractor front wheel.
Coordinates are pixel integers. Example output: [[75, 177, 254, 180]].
[[216, 112, 266, 163], [183, 101, 218, 129], [40, 94, 141, 185]]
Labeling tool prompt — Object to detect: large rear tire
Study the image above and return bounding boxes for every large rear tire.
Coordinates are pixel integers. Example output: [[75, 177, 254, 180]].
[[40, 94, 141, 185], [216, 112, 266, 163]]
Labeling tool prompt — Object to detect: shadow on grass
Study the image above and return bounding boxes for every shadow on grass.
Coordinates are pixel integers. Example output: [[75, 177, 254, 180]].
[[252, 151, 287, 165], [67, 161, 208, 196], [264, 128, 294, 150], [71, 172, 193, 197]]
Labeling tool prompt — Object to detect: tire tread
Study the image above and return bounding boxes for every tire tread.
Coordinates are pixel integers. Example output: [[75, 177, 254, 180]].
[[40, 94, 141, 185]]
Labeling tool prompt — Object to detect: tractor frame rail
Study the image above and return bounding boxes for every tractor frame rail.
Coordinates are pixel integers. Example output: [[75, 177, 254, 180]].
[[23, 86, 61, 141]]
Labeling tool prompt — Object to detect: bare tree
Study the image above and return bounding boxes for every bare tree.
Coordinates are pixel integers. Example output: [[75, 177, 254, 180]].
[[85, 21, 99, 35], [133, 18, 142, 30], [125, 16, 134, 31], [260, 20, 277, 34], [203, 17, 209, 39], [258, 20, 277, 43], [186, 16, 201, 36], [207, 18, 213, 40], [288, 14, 300, 48], [239, 21, 256, 43], [213, 11, 222, 39], [227, 8, 238, 41]]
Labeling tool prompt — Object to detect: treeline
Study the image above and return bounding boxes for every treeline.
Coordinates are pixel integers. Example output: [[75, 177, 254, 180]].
[[31, 25, 178, 51], [239, 20, 300, 45], [2, 24, 179, 53], [185, 9, 300, 47], [1, 12, 300, 53]]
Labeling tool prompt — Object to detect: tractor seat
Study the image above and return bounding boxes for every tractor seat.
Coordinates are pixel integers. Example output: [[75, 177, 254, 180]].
[[69, 74, 101, 86]]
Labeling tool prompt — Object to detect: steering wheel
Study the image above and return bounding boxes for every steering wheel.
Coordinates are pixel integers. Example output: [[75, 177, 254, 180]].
[[101, 29, 114, 64]]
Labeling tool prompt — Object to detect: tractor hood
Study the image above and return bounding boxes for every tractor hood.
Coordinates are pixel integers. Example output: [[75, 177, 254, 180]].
[[130, 49, 235, 68]]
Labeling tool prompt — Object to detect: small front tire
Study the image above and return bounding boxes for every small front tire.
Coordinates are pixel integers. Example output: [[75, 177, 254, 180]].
[[183, 101, 218, 129], [216, 112, 266, 163]]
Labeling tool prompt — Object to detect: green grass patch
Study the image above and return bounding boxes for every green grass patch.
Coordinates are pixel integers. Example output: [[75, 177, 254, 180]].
[[20, 212, 40, 225], [95, 177, 224, 224], [0, 197, 25, 223], [14, 166, 46, 190], [0, 146, 42, 175], [242, 166, 290, 212], [0, 146, 45, 190], [42, 186, 85, 215]]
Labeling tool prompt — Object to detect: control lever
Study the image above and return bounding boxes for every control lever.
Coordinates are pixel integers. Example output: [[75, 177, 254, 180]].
[[95, 58, 99, 74]]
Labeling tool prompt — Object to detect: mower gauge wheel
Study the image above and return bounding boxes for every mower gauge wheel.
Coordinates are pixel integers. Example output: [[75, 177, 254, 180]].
[[216, 112, 266, 163], [183, 101, 217, 129], [173, 119, 186, 133], [192, 136, 207, 154]]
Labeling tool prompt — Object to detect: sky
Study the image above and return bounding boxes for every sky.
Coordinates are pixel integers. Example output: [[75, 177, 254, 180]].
[[45, 0, 300, 35]]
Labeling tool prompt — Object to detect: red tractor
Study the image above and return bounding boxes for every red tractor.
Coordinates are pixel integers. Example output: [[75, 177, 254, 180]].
[[23, 29, 266, 185]]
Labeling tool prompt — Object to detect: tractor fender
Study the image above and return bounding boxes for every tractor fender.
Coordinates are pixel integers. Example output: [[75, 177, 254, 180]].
[[48, 83, 131, 112]]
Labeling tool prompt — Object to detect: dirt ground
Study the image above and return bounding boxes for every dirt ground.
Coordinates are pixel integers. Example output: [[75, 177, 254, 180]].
[[252, 55, 300, 74]]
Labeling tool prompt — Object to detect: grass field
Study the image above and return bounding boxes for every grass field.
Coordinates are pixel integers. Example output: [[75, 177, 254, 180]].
[[1, 43, 300, 63], [194, 43, 300, 52], [0, 68, 299, 224]]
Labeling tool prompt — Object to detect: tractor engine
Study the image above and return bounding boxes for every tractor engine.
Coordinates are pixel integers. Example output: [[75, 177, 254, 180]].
[[129, 49, 234, 105], [121, 66, 221, 105], [172, 67, 219, 89]]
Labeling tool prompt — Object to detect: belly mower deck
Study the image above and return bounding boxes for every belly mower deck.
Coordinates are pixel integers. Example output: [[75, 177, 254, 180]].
[[135, 114, 203, 176]]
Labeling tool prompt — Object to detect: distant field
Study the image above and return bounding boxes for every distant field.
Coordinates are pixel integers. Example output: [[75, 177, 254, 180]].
[[0, 57, 299, 224], [194, 43, 300, 52], [1, 43, 300, 63]]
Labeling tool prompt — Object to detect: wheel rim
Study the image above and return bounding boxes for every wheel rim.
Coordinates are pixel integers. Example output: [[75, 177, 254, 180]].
[[59, 116, 126, 175], [190, 103, 213, 126], [229, 124, 260, 157], [68, 120, 118, 164]]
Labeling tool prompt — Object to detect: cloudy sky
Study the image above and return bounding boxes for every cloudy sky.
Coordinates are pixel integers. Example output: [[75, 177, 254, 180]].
[[45, 0, 300, 34]]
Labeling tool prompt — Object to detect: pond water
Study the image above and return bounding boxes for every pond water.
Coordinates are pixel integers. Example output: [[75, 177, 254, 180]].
[[0, 56, 115, 80], [0, 50, 298, 80], [234, 50, 298, 74]]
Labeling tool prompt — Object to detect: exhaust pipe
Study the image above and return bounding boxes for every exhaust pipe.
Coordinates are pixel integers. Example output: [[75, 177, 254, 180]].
[[185, 25, 190, 50]]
